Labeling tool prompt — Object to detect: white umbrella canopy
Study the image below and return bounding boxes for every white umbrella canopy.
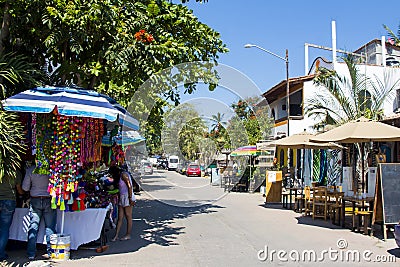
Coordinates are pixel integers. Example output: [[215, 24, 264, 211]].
[[272, 130, 343, 149], [310, 117, 400, 143]]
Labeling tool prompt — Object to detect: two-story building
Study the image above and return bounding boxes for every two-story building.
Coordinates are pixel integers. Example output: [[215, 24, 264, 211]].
[[260, 38, 400, 184]]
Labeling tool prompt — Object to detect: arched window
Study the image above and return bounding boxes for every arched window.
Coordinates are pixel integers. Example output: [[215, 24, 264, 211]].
[[271, 109, 275, 120]]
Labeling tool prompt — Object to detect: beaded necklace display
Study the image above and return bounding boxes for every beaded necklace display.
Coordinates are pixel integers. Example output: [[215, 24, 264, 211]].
[[31, 112, 105, 211], [48, 115, 83, 210]]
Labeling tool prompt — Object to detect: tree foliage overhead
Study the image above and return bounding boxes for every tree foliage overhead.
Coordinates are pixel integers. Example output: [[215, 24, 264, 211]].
[[1, 0, 227, 101], [1, 0, 227, 155]]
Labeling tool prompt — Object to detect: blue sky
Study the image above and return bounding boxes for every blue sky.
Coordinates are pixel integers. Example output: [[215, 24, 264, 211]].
[[172, 1, 400, 124], [184, 0, 400, 91]]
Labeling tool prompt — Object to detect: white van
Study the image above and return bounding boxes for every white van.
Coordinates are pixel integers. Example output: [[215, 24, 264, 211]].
[[168, 156, 179, 171]]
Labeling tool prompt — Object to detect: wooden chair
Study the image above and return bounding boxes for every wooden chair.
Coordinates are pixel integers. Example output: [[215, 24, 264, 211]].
[[312, 187, 329, 220], [282, 189, 290, 208], [329, 192, 344, 225], [355, 210, 373, 235], [303, 186, 312, 216]]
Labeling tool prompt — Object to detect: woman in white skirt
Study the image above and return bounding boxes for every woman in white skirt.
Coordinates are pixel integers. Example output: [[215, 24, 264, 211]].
[[109, 166, 136, 241]]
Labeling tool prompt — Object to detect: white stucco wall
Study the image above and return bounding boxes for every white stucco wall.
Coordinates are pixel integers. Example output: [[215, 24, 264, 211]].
[[333, 63, 400, 116], [267, 63, 400, 138]]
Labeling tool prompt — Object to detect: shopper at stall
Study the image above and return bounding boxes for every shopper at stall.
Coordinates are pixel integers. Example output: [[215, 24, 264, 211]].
[[0, 170, 23, 261], [22, 165, 56, 260], [108, 166, 136, 241]]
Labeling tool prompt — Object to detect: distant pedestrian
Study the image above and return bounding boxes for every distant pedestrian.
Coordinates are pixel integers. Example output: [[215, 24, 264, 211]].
[[0, 169, 23, 261], [22, 165, 56, 260], [108, 166, 136, 241]]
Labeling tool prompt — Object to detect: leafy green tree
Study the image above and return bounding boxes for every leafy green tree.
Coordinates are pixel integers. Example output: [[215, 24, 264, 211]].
[[227, 97, 273, 146], [0, 110, 26, 182], [0, 52, 38, 181], [162, 103, 207, 160], [0, 0, 227, 155], [1, 1, 227, 92], [210, 112, 226, 131]]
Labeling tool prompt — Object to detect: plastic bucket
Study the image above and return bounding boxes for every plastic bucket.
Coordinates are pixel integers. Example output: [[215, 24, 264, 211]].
[[50, 234, 70, 261]]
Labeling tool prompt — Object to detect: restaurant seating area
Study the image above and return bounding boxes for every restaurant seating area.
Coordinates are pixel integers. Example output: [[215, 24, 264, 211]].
[[282, 185, 375, 236]]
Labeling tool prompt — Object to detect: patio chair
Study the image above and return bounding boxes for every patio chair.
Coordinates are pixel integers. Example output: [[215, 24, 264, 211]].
[[303, 186, 312, 216], [329, 191, 344, 225], [312, 187, 329, 220]]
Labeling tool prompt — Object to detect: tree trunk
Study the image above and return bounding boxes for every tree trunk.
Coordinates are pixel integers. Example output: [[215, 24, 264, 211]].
[[0, 3, 11, 56]]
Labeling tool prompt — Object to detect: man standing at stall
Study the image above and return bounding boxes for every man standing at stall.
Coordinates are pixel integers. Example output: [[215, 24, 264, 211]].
[[22, 165, 56, 260], [0, 170, 23, 261]]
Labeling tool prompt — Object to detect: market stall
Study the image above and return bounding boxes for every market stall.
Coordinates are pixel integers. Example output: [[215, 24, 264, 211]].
[[2, 86, 141, 250]]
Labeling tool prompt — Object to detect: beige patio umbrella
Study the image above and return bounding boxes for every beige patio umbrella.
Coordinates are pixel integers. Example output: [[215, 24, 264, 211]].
[[272, 130, 343, 186], [272, 130, 343, 149], [309, 116, 400, 192], [309, 117, 400, 143]]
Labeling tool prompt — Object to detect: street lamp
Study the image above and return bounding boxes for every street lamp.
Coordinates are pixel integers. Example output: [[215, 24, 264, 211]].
[[245, 43, 291, 173], [244, 44, 290, 137]]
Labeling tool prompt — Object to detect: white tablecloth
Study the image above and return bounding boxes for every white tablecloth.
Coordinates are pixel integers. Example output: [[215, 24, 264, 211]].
[[9, 208, 108, 250]]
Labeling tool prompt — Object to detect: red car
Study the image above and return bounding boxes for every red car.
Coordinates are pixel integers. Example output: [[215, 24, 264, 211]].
[[186, 164, 201, 177]]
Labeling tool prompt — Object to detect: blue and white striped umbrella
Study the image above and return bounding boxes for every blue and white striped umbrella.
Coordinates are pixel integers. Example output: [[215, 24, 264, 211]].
[[2, 86, 139, 130]]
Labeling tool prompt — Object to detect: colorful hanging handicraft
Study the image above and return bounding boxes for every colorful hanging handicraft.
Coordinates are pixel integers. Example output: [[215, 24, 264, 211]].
[[81, 118, 103, 165], [31, 111, 104, 211], [48, 115, 83, 211]]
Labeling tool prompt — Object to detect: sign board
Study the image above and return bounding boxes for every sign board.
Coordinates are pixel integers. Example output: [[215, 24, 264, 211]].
[[211, 168, 220, 186], [372, 163, 400, 240], [265, 171, 282, 203]]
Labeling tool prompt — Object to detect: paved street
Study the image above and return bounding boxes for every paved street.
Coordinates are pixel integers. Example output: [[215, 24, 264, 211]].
[[3, 169, 400, 267]]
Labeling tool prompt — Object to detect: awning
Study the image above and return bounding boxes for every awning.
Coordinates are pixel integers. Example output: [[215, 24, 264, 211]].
[[2, 87, 139, 130]]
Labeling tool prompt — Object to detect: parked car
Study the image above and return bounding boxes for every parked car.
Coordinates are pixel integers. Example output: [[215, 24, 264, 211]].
[[140, 161, 153, 175], [176, 163, 187, 175], [186, 163, 201, 177]]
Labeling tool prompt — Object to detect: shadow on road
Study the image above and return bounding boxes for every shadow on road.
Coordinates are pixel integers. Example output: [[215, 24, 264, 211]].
[[387, 248, 400, 258], [66, 194, 225, 260], [258, 203, 287, 210]]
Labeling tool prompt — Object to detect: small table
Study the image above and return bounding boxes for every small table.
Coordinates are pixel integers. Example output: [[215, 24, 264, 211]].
[[341, 196, 374, 229]]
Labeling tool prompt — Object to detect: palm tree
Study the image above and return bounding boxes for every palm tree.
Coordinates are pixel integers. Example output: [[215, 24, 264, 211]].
[[0, 53, 42, 182], [211, 112, 227, 132], [305, 56, 399, 125], [383, 23, 400, 46], [305, 56, 400, 189]]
